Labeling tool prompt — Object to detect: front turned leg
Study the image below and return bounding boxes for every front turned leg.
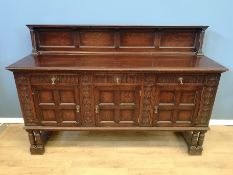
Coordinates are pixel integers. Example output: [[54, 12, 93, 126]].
[[182, 130, 207, 155], [27, 130, 52, 155]]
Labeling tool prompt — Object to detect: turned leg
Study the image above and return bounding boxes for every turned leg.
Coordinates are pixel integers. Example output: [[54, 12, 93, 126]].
[[26, 130, 52, 155], [182, 130, 207, 155]]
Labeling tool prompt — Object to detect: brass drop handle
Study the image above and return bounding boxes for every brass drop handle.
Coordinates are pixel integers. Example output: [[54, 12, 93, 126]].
[[178, 77, 184, 85], [76, 105, 80, 113], [95, 105, 99, 114], [154, 106, 158, 114], [51, 76, 56, 85], [116, 77, 120, 84]]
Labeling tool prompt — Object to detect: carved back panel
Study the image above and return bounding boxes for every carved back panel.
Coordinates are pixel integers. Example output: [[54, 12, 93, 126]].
[[27, 25, 208, 55]]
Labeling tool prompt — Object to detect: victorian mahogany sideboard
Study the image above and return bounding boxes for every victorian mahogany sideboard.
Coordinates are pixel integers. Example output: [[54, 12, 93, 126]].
[[6, 25, 227, 155]]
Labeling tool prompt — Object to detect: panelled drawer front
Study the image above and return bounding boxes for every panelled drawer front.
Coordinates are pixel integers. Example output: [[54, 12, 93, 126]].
[[30, 74, 79, 85], [94, 73, 143, 84], [157, 74, 205, 85]]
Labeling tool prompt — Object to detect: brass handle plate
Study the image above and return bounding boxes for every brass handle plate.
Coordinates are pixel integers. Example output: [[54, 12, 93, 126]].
[[154, 106, 158, 114], [95, 105, 99, 114], [76, 105, 80, 113], [51, 76, 56, 85], [116, 77, 120, 84], [178, 77, 184, 85]]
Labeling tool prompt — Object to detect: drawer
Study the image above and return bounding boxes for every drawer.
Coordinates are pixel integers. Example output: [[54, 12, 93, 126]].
[[157, 74, 205, 85], [94, 73, 143, 84], [30, 74, 79, 85]]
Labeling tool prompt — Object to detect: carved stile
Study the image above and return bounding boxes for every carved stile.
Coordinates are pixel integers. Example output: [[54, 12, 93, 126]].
[[14, 74, 37, 124], [80, 75, 95, 126]]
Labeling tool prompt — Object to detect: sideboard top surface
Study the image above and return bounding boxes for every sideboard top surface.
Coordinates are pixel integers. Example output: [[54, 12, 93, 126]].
[[7, 54, 227, 72]]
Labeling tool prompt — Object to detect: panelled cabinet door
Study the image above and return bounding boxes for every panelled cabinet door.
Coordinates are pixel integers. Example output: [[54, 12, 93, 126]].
[[153, 85, 202, 126], [94, 85, 141, 126], [32, 85, 81, 126]]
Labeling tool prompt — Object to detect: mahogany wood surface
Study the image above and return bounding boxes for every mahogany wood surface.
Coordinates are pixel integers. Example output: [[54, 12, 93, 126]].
[[6, 25, 227, 155], [7, 54, 227, 72]]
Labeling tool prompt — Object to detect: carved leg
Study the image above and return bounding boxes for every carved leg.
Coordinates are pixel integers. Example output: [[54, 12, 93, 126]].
[[26, 130, 52, 155], [182, 130, 207, 155]]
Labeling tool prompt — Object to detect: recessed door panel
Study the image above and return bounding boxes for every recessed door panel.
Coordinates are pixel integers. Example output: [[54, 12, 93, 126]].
[[38, 90, 55, 104], [61, 109, 77, 121], [159, 90, 175, 104], [41, 109, 56, 121], [177, 110, 193, 122], [120, 109, 134, 122], [59, 90, 75, 103], [157, 110, 173, 124], [94, 85, 141, 126]]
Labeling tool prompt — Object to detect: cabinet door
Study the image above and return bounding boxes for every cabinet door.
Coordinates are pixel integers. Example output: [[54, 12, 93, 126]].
[[94, 85, 141, 126], [32, 85, 81, 126], [153, 85, 202, 126]]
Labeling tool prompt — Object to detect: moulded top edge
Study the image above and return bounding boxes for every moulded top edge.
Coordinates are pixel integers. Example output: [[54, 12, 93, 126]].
[[26, 24, 209, 30]]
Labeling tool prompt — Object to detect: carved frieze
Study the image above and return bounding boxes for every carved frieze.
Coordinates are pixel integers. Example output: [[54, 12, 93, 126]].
[[205, 74, 220, 86], [30, 74, 79, 85], [94, 73, 142, 84], [157, 74, 204, 84]]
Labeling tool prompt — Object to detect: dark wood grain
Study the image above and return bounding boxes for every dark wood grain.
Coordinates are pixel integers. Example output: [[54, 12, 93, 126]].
[[6, 54, 227, 72], [24, 25, 209, 54], [6, 25, 227, 155]]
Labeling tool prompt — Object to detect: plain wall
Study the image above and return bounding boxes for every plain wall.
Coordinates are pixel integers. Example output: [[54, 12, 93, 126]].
[[0, 0, 232, 119]]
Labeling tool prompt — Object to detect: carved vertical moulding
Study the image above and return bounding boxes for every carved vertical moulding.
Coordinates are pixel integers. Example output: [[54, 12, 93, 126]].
[[141, 74, 155, 126], [199, 86, 217, 125], [196, 30, 205, 56], [28, 27, 39, 55], [14, 73, 37, 124], [80, 74, 95, 126], [197, 74, 220, 125]]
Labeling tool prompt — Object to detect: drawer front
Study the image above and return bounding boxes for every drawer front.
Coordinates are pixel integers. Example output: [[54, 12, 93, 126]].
[[157, 74, 205, 85], [94, 73, 143, 84], [30, 74, 79, 85]]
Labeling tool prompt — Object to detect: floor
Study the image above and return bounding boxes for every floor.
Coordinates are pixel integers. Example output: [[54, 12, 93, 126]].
[[0, 124, 233, 175]]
